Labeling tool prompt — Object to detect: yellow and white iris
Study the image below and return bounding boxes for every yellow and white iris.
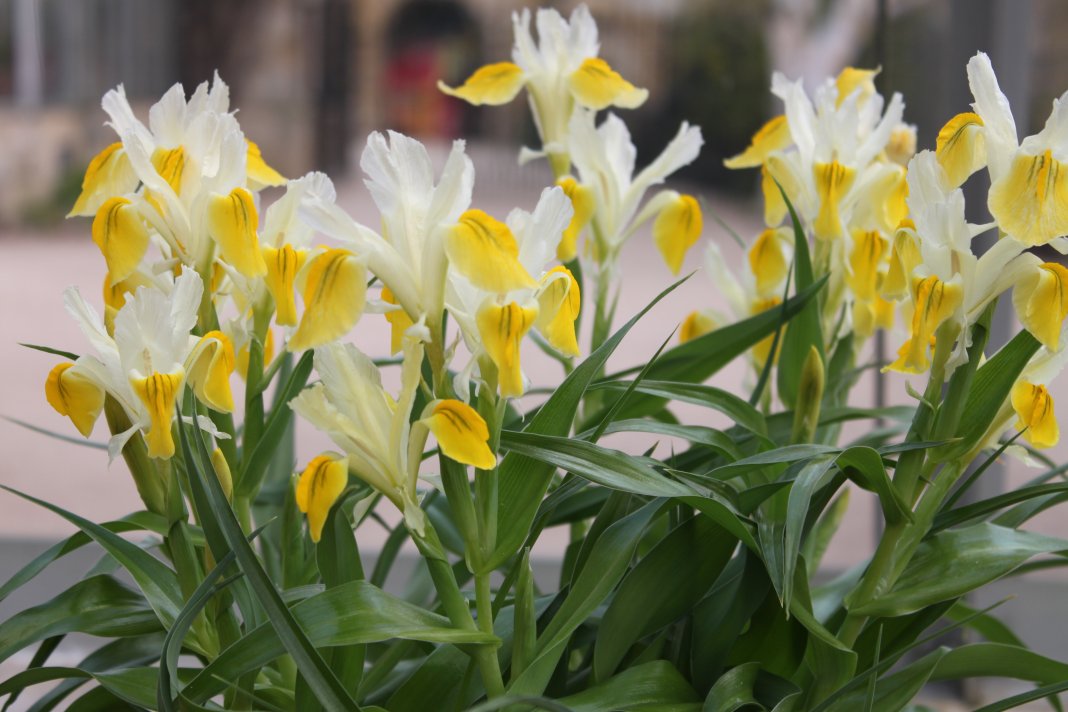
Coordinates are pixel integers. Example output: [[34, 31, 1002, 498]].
[[290, 339, 495, 537], [568, 111, 704, 272], [438, 4, 647, 174], [46, 271, 235, 460], [446, 187, 580, 398]]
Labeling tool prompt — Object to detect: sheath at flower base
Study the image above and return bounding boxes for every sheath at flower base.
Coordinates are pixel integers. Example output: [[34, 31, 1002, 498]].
[[45, 271, 235, 461], [437, 4, 647, 174], [290, 339, 495, 539], [445, 186, 580, 399], [297, 131, 475, 352]]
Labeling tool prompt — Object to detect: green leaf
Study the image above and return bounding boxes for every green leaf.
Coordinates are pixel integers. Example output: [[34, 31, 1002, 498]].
[[590, 380, 767, 437], [852, 524, 1068, 617], [177, 397, 361, 711], [0, 486, 183, 630], [935, 482, 1068, 533], [0, 511, 170, 603], [975, 679, 1068, 712], [703, 662, 764, 712], [592, 419, 742, 462], [561, 661, 700, 711], [0, 576, 159, 665], [180, 579, 497, 703], [690, 553, 769, 685], [835, 447, 912, 525], [19, 343, 79, 360], [776, 185, 824, 409], [490, 276, 689, 571], [1, 416, 107, 451], [772, 456, 838, 609], [594, 515, 737, 680], [704, 445, 839, 482], [509, 500, 665, 696], [499, 430, 694, 497], [945, 601, 1025, 647]]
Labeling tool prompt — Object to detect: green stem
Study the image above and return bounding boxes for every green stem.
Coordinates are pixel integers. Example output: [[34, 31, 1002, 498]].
[[475, 572, 505, 697], [838, 521, 905, 646]]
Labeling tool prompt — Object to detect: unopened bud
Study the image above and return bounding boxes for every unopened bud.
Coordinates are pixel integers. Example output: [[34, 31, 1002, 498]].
[[791, 345, 825, 444], [211, 448, 234, 502]]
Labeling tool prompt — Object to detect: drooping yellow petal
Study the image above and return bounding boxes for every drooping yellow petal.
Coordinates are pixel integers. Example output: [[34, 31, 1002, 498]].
[[262, 244, 307, 326], [477, 300, 538, 398], [813, 161, 857, 241], [863, 165, 909, 233], [761, 165, 787, 226], [424, 400, 496, 470], [835, 67, 878, 107], [990, 149, 1068, 247], [186, 330, 236, 413], [91, 197, 151, 286], [680, 311, 716, 343], [45, 363, 105, 438], [207, 187, 268, 278], [289, 248, 366, 352], [1014, 381, 1051, 438], [887, 276, 962, 374], [653, 194, 703, 274], [749, 228, 791, 298], [535, 266, 581, 357], [151, 146, 186, 195], [382, 286, 415, 356], [556, 177, 595, 262], [853, 293, 895, 339], [1012, 381, 1058, 448], [246, 140, 286, 190], [568, 57, 648, 111], [438, 62, 526, 106], [446, 210, 537, 293], [724, 115, 791, 170], [296, 453, 349, 542], [1014, 262, 1068, 350], [69, 143, 137, 217], [882, 221, 921, 300], [935, 112, 986, 187], [130, 370, 184, 459], [847, 230, 888, 302], [751, 297, 783, 368]]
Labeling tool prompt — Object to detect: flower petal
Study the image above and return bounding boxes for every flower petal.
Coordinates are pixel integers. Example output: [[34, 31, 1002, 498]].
[[208, 187, 268, 278], [246, 139, 286, 190], [447, 210, 537, 293], [723, 115, 791, 169], [45, 362, 105, 438], [296, 453, 349, 542], [653, 194, 703, 275], [424, 399, 496, 470], [289, 248, 366, 352], [92, 197, 151, 286], [535, 266, 581, 357], [186, 330, 236, 413], [568, 57, 648, 111], [1014, 262, 1068, 350], [477, 300, 537, 397], [1012, 381, 1058, 448], [989, 149, 1068, 247], [438, 62, 526, 106], [935, 112, 986, 187], [69, 143, 138, 217], [130, 370, 184, 459]]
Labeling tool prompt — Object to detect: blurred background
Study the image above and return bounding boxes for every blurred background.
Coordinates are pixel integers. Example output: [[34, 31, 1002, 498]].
[[2, 0, 1068, 707]]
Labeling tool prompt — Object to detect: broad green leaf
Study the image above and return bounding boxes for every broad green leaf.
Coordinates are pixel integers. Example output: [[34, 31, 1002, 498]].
[[0, 486, 183, 630], [561, 661, 700, 711], [594, 516, 737, 680], [776, 186, 824, 409], [705, 445, 838, 482], [851, 524, 1068, 617], [0, 511, 170, 603], [835, 447, 911, 525], [590, 380, 767, 437], [690, 553, 769, 685], [593, 419, 742, 462], [801, 489, 849, 572], [0, 576, 158, 665], [935, 482, 1068, 533], [180, 580, 497, 702], [769, 455, 837, 609], [509, 500, 665, 696], [683, 495, 759, 552], [490, 277, 689, 571], [703, 662, 763, 712], [499, 430, 694, 498]]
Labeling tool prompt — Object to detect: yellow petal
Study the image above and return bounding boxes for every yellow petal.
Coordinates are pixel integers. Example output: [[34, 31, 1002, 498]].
[[447, 210, 537, 293], [92, 197, 151, 286], [246, 140, 285, 190], [45, 363, 105, 438], [382, 286, 415, 356], [535, 266, 581, 357], [751, 297, 783, 368], [761, 165, 787, 226], [187, 330, 236, 413], [886, 124, 917, 166], [438, 62, 526, 106], [935, 112, 986, 187], [749, 227, 791, 298], [425, 400, 496, 470], [1012, 381, 1058, 448], [289, 248, 366, 352], [568, 57, 648, 111], [887, 276, 962, 374], [556, 177, 595, 262], [262, 244, 308, 326], [882, 222, 921, 300], [1014, 262, 1068, 350], [296, 453, 349, 542], [207, 188, 268, 278], [236, 328, 275, 381], [151, 146, 186, 195], [989, 149, 1068, 247], [813, 161, 857, 241], [653, 194, 703, 274], [853, 294, 895, 339], [724, 115, 791, 169], [477, 300, 538, 398], [835, 67, 878, 107], [131, 370, 184, 459], [847, 229, 888, 302], [69, 143, 137, 217], [211, 447, 234, 501], [680, 311, 716, 343]]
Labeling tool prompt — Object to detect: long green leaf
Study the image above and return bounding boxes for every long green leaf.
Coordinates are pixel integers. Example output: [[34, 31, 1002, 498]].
[[589, 380, 767, 437], [561, 661, 700, 711]]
